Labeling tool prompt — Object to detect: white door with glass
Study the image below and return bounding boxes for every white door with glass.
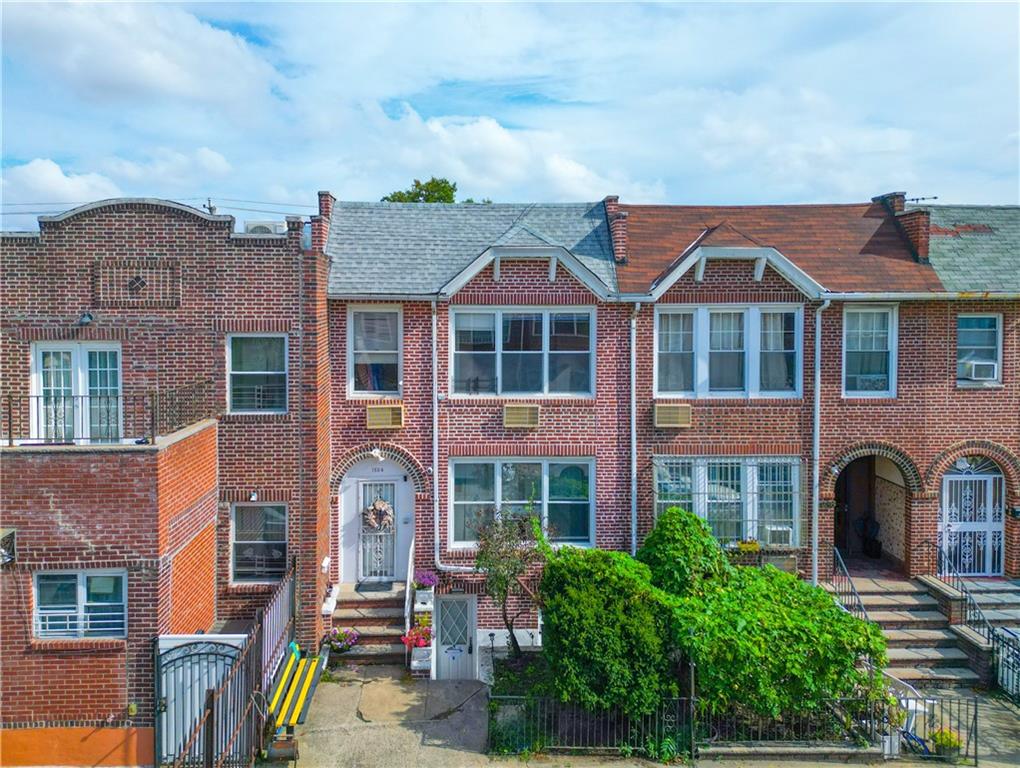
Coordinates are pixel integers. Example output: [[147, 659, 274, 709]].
[[360, 481, 397, 581], [436, 596, 475, 680], [339, 459, 413, 584], [31, 342, 122, 443], [940, 457, 1005, 576]]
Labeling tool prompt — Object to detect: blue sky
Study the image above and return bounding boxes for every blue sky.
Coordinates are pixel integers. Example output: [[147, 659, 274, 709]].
[[2, 2, 1017, 228]]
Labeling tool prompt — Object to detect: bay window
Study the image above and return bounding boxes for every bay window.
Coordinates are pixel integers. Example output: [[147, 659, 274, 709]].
[[843, 306, 897, 397], [34, 571, 127, 638], [452, 308, 593, 396], [350, 308, 402, 395], [654, 306, 801, 398], [451, 458, 594, 545], [654, 457, 800, 546], [227, 335, 287, 412]]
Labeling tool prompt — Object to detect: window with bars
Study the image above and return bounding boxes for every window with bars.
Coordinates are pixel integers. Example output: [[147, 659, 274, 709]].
[[34, 571, 127, 638], [452, 309, 593, 395], [231, 504, 288, 582], [653, 457, 801, 546], [227, 335, 287, 412]]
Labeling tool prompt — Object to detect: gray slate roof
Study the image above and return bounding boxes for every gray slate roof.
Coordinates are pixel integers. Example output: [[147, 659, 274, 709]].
[[326, 201, 615, 296], [910, 205, 1020, 292]]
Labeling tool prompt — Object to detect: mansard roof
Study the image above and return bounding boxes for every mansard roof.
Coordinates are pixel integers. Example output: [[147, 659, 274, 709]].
[[325, 201, 616, 297]]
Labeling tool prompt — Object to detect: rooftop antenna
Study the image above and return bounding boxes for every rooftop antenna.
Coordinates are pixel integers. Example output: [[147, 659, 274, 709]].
[[906, 195, 938, 203], [203, 197, 217, 215]]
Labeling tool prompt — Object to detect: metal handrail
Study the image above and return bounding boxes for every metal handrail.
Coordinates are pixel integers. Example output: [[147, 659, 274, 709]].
[[831, 545, 869, 622], [916, 539, 995, 645], [404, 537, 415, 665]]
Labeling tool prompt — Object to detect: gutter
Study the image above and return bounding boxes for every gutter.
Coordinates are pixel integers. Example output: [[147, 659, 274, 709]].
[[821, 291, 1020, 301], [431, 300, 473, 574], [811, 299, 831, 586], [630, 303, 642, 555]]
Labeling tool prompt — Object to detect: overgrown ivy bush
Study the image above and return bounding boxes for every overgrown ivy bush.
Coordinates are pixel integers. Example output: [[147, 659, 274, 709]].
[[636, 507, 733, 596], [539, 546, 681, 717]]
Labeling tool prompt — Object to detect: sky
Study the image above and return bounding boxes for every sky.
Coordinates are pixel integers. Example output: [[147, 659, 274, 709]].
[[1, 1, 1018, 229]]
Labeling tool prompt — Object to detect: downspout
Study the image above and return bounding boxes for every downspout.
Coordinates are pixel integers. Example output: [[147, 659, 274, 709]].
[[811, 299, 831, 586], [630, 303, 642, 555], [432, 300, 473, 573]]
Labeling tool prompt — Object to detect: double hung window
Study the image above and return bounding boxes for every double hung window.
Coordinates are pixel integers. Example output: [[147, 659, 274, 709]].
[[350, 309, 401, 395], [34, 571, 127, 638], [227, 335, 287, 412]]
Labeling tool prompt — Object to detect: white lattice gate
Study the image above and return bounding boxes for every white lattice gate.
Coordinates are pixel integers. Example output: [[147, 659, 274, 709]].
[[939, 457, 1005, 576]]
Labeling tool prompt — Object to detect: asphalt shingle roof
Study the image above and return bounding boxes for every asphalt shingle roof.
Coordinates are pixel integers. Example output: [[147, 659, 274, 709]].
[[911, 205, 1020, 293], [326, 201, 615, 296]]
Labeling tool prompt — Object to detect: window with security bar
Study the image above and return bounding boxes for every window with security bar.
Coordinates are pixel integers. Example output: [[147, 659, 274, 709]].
[[33, 571, 127, 638], [653, 457, 801, 546]]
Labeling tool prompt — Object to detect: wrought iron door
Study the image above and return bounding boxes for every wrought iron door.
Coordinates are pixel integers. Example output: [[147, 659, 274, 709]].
[[359, 481, 396, 581], [940, 457, 1005, 576]]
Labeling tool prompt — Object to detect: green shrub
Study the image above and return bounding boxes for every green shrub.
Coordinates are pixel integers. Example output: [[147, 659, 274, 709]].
[[674, 565, 887, 716], [539, 546, 680, 717], [637, 507, 733, 597]]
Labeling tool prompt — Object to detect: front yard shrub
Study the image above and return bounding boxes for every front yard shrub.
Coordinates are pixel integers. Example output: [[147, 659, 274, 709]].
[[637, 506, 733, 596], [539, 546, 680, 717], [675, 565, 887, 716]]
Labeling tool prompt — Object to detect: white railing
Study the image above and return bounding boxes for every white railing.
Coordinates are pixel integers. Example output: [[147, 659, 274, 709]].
[[259, 561, 295, 691], [404, 537, 416, 635], [35, 605, 126, 638]]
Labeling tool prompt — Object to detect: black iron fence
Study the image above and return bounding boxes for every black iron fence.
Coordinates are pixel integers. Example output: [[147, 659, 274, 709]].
[[2, 379, 217, 446], [995, 628, 1020, 705], [489, 692, 981, 764], [916, 540, 995, 644]]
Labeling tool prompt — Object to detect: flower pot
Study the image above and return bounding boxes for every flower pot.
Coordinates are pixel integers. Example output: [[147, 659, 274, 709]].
[[414, 587, 434, 611], [410, 645, 431, 671], [936, 745, 960, 762]]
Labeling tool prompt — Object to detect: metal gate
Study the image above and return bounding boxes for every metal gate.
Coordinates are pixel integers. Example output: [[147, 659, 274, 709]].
[[360, 481, 396, 581], [940, 457, 1005, 576], [154, 640, 242, 765]]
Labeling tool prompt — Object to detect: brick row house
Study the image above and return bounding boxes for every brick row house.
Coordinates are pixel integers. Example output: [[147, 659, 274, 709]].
[[1, 193, 1018, 764]]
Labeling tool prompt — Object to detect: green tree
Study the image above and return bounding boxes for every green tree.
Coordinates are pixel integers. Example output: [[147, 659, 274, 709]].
[[637, 506, 733, 597], [474, 514, 543, 659], [381, 176, 457, 203]]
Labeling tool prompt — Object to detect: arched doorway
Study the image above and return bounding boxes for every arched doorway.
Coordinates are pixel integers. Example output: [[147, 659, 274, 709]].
[[834, 456, 908, 572], [338, 458, 415, 584], [939, 456, 1005, 576]]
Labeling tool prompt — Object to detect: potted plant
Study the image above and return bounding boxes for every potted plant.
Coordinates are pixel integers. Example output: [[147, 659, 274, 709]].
[[932, 727, 962, 762], [401, 620, 432, 671], [326, 627, 360, 654], [413, 569, 437, 610]]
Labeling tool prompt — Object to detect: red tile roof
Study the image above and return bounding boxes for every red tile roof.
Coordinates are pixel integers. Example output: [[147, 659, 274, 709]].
[[617, 201, 945, 294]]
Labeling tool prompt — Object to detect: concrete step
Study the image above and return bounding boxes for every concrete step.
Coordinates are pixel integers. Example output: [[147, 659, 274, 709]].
[[333, 623, 404, 644], [333, 606, 404, 626], [974, 592, 1020, 611], [882, 628, 959, 648], [961, 579, 1020, 594], [336, 582, 406, 604], [869, 610, 949, 630], [888, 665, 981, 689], [859, 592, 940, 611], [849, 577, 928, 596], [336, 642, 406, 664], [983, 607, 1020, 627], [885, 647, 969, 669]]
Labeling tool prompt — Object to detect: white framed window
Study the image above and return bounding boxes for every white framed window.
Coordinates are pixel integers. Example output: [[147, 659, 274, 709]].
[[842, 305, 897, 397], [348, 306, 402, 397], [33, 570, 127, 639], [450, 308, 595, 396], [653, 456, 800, 546], [654, 305, 802, 398], [230, 504, 288, 583], [226, 334, 287, 413], [956, 314, 1002, 386], [450, 458, 595, 546], [30, 341, 123, 442]]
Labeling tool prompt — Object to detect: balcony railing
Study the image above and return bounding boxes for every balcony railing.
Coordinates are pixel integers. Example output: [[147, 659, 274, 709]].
[[2, 379, 218, 446]]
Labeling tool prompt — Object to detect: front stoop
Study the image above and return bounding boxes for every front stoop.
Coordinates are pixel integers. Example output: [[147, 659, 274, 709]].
[[331, 583, 407, 665]]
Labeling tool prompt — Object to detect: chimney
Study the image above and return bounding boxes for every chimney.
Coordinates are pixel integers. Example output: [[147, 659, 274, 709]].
[[603, 195, 628, 264], [310, 190, 336, 253], [897, 208, 930, 263], [872, 191, 906, 214]]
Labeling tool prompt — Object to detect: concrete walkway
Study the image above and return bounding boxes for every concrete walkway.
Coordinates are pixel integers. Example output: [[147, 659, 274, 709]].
[[295, 664, 1020, 767]]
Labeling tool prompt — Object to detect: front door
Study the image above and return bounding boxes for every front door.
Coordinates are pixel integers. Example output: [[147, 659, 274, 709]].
[[359, 481, 396, 581], [940, 458, 1005, 576], [436, 596, 475, 680]]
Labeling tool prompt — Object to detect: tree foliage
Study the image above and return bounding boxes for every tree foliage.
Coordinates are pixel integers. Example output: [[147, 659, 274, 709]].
[[637, 506, 733, 597], [381, 176, 457, 203]]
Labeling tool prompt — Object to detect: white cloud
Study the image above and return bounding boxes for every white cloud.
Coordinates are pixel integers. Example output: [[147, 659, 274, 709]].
[[103, 147, 232, 185], [1, 159, 122, 228]]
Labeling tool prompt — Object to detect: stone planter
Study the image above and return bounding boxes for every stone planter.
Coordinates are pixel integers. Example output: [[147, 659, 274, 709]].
[[410, 645, 431, 671], [414, 587, 434, 612]]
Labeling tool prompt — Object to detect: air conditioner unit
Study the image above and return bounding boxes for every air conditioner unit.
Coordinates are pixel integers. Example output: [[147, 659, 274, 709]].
[[503, 404, 540, 428], [366, 404, 404, 430], [764, 525, 794, 547], [244, 221, 287, 235], [961, 361, 998, 381], [654, 403, 692, 429]]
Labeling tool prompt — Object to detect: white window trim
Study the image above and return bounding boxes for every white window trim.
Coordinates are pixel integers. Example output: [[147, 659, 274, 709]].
[[29, 341, 124, 443], [448, 457, 596, 548], [956, 313, 1003, 388], [841, 304, 898, 398], [653, 304, 803, 399], [653, 456, 801, 546], [448, 306, 597, 398], [225, 333, 289, 414], [346, 304, 404, 399], [32, 569, 128, 640], [230, 499, 289, 583]]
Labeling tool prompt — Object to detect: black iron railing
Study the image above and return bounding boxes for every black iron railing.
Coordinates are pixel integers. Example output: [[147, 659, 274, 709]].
[[995, 628, 1020, 705], [2, 379, 217, 446], [831, 545, 869, 622], [916, 540, 995, 645]]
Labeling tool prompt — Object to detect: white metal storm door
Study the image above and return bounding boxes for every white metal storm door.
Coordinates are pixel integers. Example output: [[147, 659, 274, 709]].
[[359, 482, 396, 581], [940, 457, 1005, 576], [436, 596, 475, 680]]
